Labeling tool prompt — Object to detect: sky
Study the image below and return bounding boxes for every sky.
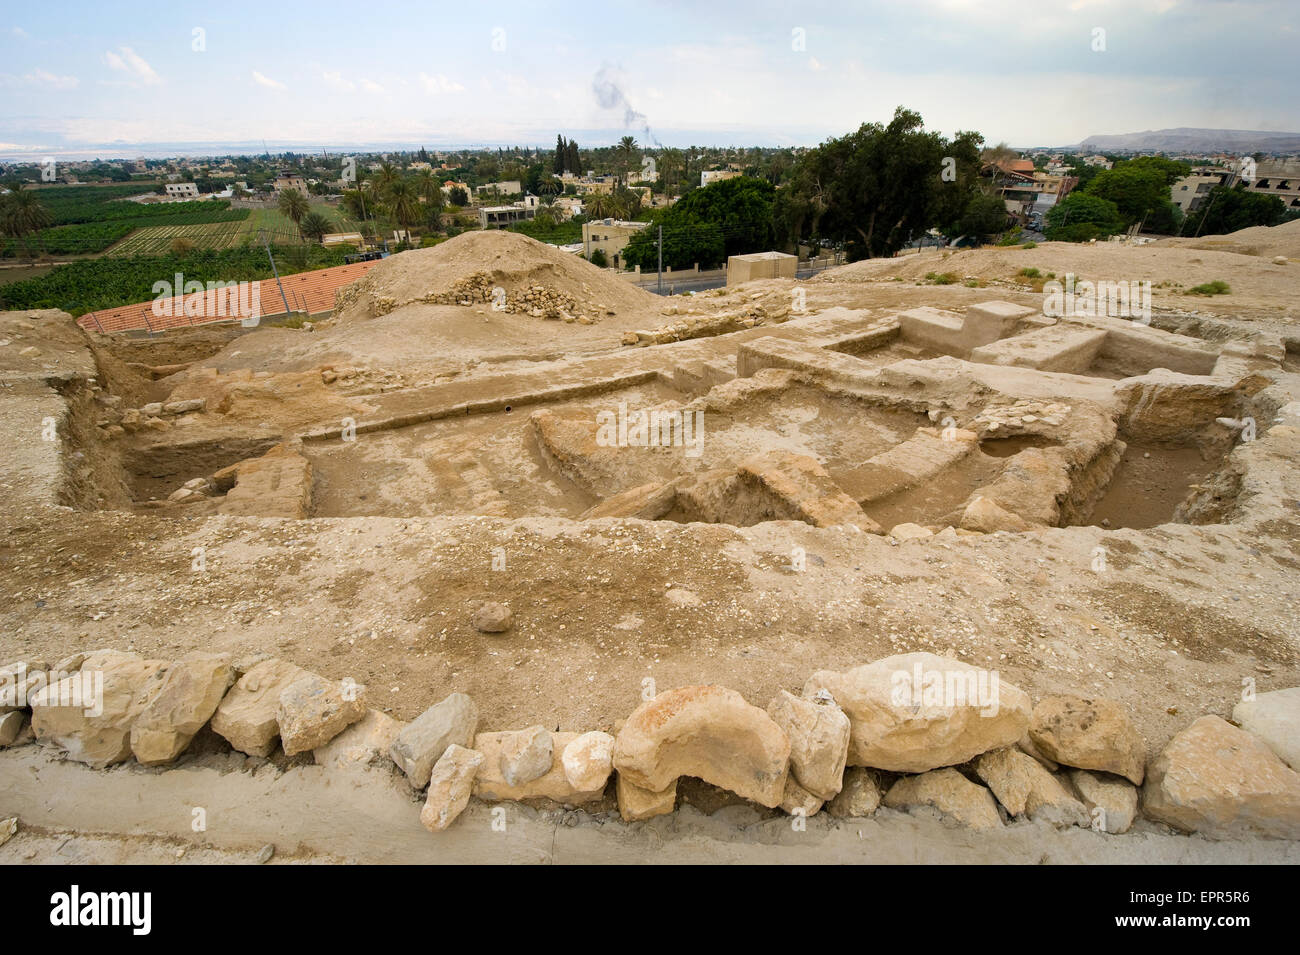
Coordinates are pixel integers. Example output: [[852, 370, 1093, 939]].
[[1, 0, 1296, 159]]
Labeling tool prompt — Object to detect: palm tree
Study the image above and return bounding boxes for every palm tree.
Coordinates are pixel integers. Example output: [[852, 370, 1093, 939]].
[[277, 188, 310, 226], [385, 178, 422, 241], [299, 211, 333, 243], [661, 148, 683, 189], [0, 188, 53, 261], [616, 136, 639, 186], [373, 162, 401, 199], [415, 169, 441, 204], [612, 186, 640, 219], [586, 194, 617, 219]]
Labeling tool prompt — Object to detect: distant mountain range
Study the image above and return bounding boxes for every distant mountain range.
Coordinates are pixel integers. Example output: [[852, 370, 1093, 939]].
[[1071, 128, 1300, 154]]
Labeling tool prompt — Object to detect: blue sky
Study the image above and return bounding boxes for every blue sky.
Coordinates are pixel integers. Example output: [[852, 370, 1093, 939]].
[[1, 0, 1296, 158]]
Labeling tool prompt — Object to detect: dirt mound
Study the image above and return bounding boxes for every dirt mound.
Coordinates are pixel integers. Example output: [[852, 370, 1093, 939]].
[[814, 239, 1297, 317], [1155, 218, 1300, 259], [333, 231, 663, 323]]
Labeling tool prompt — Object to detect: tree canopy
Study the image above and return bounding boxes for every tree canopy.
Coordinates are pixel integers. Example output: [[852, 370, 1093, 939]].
[[1185, 184, 1289, 236], [772, 107, 985, 260], [1081, 156, 1188, 234], [1044, 192, 1124, 241], [621, 175, 774, 271]]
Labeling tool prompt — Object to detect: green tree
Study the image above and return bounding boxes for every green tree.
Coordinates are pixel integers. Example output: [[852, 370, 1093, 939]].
[[1186, 184, 1288, 236], [277, 188, 310, 226], [612, 185, 642, 218], [415, 169, 442, 204], [1083, 160, 1185, 233], [554, 135, 567, 175], [0, 188, 54, 261], [954, 192, 1011, 239], [1045, 192, 1124, 241], [616, 136, 639, 186], [448, 186, 469, 207], [372, 162, 401, 198], [774, 107, 981, 260], [622, 175, 773, 270], [340, 187, 372, 221], [299, 211, 333, 243], [586, 194, 618, 219], [660, 147, 684, 190], [385, 178, 423, 238]]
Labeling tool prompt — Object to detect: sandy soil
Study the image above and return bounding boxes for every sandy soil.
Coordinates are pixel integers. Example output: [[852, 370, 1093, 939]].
[[2, 226, 1300, 863], [4, 747, 1295, 864]]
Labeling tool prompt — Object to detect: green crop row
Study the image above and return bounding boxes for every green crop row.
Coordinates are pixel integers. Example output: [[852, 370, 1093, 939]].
[[0, 244, 353, 316]]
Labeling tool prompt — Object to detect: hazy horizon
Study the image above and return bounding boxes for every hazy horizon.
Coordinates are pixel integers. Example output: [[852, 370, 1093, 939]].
[[3, 0, 1298, 162]]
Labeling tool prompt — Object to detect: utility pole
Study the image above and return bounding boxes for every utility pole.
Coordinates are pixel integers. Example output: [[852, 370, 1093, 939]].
[[657, 223, 663, 295], [260, 229, 292, 316]]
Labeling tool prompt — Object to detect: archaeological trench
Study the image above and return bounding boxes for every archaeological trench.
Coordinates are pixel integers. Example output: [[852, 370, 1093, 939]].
[[2, 231, 1299, 862]]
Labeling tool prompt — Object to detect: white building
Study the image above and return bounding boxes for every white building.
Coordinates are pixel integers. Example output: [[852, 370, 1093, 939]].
[[164, 182, 200, 199], [478, 194, 538, 229]]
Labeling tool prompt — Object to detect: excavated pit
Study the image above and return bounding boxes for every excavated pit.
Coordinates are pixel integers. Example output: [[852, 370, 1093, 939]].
[[92, 370, 1251, 533], [62, 293, 1267, 538]]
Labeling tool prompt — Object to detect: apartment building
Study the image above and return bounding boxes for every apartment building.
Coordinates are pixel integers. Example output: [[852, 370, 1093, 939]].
[[581, 218, 649, 268]]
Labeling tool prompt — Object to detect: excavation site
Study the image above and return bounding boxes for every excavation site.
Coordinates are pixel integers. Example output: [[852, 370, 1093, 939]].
[[3, 228, 1300, 865]]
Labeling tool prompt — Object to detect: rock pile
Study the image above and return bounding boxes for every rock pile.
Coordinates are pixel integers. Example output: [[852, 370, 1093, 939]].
[[2, 649, 1297, 842], [95, 396, 207, 440], [973, 399, 1070, 437], [415, 272, 596, 323]]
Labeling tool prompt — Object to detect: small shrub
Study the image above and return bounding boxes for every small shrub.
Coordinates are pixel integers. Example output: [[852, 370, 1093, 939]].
[[1186, 280, 1230, 296], [1021, 241, 1037, 249], [924, 270, 958, 285], [1017, 267, 1041, 279]]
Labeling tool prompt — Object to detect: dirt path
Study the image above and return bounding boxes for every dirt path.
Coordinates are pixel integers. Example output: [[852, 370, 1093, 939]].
[[3, 748, 1295, 864]]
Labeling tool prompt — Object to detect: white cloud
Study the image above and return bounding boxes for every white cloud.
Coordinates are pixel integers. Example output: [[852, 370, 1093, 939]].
[[252, 70, 287, 90], [26, 69, 78, 90], [321, 71, 383, 94], [103, 46, 160, 85], [12, 27, 30, 40], [418, 72, 465, 94], [1, 69, 78, 91], [808, 56, 825, 72], [322, 70, 354, 92]]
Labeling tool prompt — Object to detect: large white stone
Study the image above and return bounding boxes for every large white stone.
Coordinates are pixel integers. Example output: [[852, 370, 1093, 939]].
[[210, 659, 309, 757], [1233, 687, 1300, 770], [390, 692, 479, 789], [766, 690, 850, 801], [30, 657, 169, 768], [614, 685, 790, 807], [803, 652, 1029, 773], [130, 652, 234, 765], [1142, 716, 1300, 839], [420, 745, 483, 832]]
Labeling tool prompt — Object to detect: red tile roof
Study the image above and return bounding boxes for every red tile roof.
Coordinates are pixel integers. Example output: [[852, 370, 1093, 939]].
[[78, 259, 380, 334]]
